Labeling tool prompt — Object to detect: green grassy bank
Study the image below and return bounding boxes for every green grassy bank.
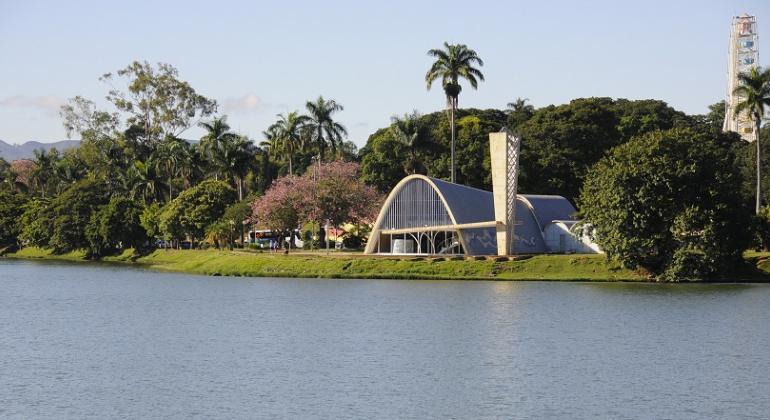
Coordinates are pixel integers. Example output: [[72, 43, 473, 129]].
[[3, 247, 644, 281], [6, 247, 770, 281]]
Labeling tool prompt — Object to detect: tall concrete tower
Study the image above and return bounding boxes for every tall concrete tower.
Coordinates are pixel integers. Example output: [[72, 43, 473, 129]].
[[489, 128, 521, 256], [724, 14, 759, 141]]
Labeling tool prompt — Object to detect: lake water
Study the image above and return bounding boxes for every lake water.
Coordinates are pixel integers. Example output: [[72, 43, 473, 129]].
[[1, 259, 769, 419]]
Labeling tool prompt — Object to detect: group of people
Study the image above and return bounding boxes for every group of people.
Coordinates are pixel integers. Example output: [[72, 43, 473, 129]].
[[267, 238, 285, 252]]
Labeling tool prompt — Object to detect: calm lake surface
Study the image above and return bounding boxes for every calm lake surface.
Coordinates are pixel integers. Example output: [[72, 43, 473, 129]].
[[1, 259, 769, 419]]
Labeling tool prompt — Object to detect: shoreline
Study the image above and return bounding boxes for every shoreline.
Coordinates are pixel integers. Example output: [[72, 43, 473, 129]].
[[4, 247, 770, 282]]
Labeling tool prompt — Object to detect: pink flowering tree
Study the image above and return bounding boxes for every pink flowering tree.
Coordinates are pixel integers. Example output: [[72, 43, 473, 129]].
[[250, 161, 383, 250], [306, 161, 382, 227], [249, 176, 311, 250]]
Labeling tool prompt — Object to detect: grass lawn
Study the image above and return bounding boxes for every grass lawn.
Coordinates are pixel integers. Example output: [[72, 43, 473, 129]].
[[7, 247, 646, 281], [7, 247, 770, 282]]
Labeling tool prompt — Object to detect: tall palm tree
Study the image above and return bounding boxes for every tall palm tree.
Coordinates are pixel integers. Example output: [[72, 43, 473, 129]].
[[733, 66, 770, 214], [219, 135, 258, 200], [152, 136, 190, 200], [199, 116, 238, 181], [305, 96, 347, 160], [425, 42, 484, 183], [268, 111, 309, 176]]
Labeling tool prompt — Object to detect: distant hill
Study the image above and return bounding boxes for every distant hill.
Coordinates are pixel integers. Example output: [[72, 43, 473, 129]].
[[0, 139, 80, 161]]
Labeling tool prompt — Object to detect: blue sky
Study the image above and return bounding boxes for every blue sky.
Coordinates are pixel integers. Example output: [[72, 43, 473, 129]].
[[1, 0, 768, 146]]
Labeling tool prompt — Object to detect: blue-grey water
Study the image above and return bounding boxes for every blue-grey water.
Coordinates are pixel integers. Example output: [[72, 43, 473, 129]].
[[1, 259, 769, 419]]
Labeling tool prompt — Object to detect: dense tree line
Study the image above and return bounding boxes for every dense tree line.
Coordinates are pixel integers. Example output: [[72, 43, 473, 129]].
[[359, 97, 709, 203], [0, 61, 359, 256], [1, 55, 769, 281]]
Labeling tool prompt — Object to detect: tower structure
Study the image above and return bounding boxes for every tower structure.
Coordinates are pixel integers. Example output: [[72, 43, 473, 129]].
[[489, 128, 521, 256], [724, 14, 759, 141]]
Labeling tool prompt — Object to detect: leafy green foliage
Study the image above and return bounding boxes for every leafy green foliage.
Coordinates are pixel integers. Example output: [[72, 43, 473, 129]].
[[19, 199, 51, 248], [209, 199, 254, 248], [100, 61, 218, 143], [140, 202, 163, 241], [305, 96, 347, 160], [159, 180, 237, 243], [578, 128, 751, 280], [0, 190, 29, 246], [361, 98, 695, 204], [46, 179, 110, 253], [360, 108, 507, 192], [86, 196, 148, 256]]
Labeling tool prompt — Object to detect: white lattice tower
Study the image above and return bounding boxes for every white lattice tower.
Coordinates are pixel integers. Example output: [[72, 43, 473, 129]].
[[490, 128, 522, 256], [724, 14, 759, 141]]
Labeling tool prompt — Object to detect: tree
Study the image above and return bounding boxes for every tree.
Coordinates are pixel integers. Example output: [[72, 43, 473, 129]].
[[516, 98, 621, 201], [578, 128, 750, 280], [733, 66, 770, 214], [199, 116, 239, 181], [158, 180, 236, 245], [55, 148, 87, 192], [216, 135, 258, 200], [250, 176, 307, 251], [305, 96, 348, 160], [360, 132, 409, 192], [209, 199, 253, 249], [47, 179, 110, 253], [0, 190, 28, 247], [122, 160, 164, 203], [360, 108, 507, 192], [389, 111, 426, 175], [268, 111, 309, 176], [86, 196, 148, 256], [425, 42, 485, 183], [60, 96, 120, 140], [100, 61, 217, 144], [140, 202, 163, 244], [250, 162, 382, 251], [30, 148, 61, 198], [304, 161, 382, 228], [506, 97, 535, 129], [152, 136, 191, 200], [18, 198, 51, 248], [698, 100, 727, 130]]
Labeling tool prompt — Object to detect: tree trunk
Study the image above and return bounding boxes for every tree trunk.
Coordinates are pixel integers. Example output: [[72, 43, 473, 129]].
[[757, 117, 762, 215], [288, 157, 293, 176], [450, 97, 457, 184], [318, 127, 325, 161]]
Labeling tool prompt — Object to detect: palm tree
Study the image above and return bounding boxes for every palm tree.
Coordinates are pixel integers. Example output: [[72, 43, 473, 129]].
[[268, 111, 309, 176], [199, 116, 238, 181], [305, 96, 347, 160], [122, 160, 163, 203], [152, 136, 190, 200], [506, 97, 535, 130], [425, 42, 484, 183], [507, 97, 534, 114], [219, 135, 258, 200], [389, 111, 425, 175], [30, 148, 61, 198], [733, 66, 770, 214]]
